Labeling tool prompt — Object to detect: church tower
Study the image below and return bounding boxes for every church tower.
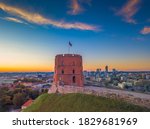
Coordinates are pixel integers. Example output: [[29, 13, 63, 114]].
[[54, 54, 84, 87]]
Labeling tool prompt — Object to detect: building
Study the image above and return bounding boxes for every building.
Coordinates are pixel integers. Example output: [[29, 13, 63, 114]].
[[105, 65, 109, 73], [118, 82, 125, 89], [146, 75, 150, 80], [95, 69, 101, 82], [54, 54, 84, 87], [112, 68, 117, 75], [21, 99, 33, 110]]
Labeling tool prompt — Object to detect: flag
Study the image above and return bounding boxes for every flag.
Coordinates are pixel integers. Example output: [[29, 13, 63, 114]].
[[69, 41, 72, 47]]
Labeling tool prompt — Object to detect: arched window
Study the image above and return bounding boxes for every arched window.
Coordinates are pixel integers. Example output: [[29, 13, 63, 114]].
[[73, 69, 75, 74], [73, 76, 76, 83], [62, 70, 64, 74]]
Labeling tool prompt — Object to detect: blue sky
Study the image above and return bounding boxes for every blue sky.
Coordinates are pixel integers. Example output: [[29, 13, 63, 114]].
[[0, 0, 150, 72]]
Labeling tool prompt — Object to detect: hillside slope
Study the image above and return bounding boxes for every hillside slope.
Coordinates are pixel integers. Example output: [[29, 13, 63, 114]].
[[23, 93, 150, 112]]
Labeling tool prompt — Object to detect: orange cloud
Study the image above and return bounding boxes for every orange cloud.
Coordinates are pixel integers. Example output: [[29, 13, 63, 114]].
[[116, 0, 140, 24], [68, 0, 91, 15], [68, 0, 83, 15], [0, 2, 98, 31], [141, 27, 150, 34]]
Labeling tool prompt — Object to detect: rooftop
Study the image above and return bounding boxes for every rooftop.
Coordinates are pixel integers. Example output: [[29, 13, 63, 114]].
[[22, 99, 33, 107]]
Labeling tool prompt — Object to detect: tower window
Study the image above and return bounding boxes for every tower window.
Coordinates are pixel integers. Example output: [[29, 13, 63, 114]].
[[73, 76, 76, 83], [62, 70, 64, 74], [73, 69, 75, 74]]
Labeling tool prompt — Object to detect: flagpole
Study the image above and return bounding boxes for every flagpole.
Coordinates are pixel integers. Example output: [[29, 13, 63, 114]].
[[68, 45, 70, 54], [68, 41, 72, 54]]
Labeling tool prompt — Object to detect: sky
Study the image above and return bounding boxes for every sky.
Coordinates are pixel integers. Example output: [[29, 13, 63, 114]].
[[0, 0, 150, 72]]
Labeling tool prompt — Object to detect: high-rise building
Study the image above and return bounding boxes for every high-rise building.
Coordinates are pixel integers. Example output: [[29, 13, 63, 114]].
[[96, 68, 101, 73], [54, 54, 84, 87], [112, 68, 117, 75], [105, 65, 109, 73]]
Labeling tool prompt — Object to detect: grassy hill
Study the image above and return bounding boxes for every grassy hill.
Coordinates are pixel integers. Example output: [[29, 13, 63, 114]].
[[23, 93, 150, 112]]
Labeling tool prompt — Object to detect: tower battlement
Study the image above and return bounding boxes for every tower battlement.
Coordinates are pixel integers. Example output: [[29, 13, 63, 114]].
[[56, 54, 82, 58]]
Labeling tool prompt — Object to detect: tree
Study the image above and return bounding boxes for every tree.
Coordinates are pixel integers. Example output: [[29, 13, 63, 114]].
[[29, 90, 39, 99], [0, 95, 12, 112], [13, 93, 26, 108]]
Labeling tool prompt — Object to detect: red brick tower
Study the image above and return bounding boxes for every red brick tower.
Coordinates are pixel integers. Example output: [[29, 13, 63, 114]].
[[54, 54, 84, 87]]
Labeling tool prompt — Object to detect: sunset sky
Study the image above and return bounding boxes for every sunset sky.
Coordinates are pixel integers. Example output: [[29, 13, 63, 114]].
[[0, 0, 150, 72]]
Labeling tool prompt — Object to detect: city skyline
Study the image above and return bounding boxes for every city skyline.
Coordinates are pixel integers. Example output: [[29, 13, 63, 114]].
[[0, 0, 150, 72]]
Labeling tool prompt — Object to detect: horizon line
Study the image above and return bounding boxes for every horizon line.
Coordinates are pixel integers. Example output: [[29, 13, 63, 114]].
[[0, 70, 150, 73]]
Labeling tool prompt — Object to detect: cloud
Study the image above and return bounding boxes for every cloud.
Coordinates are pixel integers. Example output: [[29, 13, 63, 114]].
[[116, 0, 140, 24], [133, 37, 145, 41], [2, 17, 27, 24], [68, 0, 83, 15], [0, 2, 98, 31], [141, 27, 150, 35], [68, 0, 91, 15]]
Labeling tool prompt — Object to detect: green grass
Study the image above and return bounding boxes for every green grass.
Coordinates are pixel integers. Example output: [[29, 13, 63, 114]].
[[23, 93, 150, 112]]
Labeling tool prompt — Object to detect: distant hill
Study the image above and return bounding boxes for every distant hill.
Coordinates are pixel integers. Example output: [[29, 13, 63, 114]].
[[23, 93, 150, 112]]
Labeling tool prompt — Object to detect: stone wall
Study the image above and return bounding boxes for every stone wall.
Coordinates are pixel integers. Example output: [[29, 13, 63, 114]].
[[49, 85, 150, 109]]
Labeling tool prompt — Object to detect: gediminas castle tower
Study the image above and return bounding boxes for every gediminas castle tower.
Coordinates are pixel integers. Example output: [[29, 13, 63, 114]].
[[54, 54, 84, 87]]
